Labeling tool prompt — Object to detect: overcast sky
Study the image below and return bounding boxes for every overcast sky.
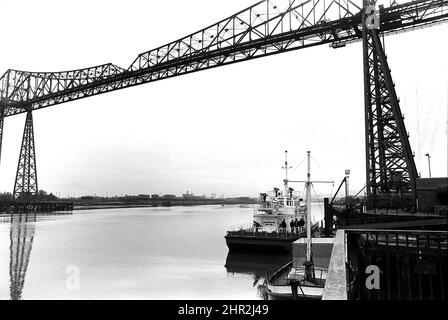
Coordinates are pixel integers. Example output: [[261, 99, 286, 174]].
[[0, 0, 446, 198]]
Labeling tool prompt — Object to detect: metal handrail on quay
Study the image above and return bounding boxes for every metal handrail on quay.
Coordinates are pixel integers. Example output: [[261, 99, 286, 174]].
[[323, 229, 448, 300]]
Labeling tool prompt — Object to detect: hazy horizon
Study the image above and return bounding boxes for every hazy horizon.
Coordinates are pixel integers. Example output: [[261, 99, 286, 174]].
[[0, 0, 447, 199]]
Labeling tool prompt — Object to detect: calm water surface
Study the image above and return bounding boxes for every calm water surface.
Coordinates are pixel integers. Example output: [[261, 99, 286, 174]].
[[0, 204, 324, 300]]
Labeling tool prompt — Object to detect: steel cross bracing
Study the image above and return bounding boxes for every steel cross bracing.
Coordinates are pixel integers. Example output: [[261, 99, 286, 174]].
[[0, 0, 447, 205], [362, 1, 419, 209], [0, 0, 446, 117], [12, 111, 38, 201]]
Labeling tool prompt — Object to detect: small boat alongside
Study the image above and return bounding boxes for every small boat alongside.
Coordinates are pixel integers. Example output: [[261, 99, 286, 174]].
[[261, 262, 328, 300]]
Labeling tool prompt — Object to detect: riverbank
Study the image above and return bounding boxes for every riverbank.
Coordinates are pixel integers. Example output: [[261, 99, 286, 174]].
[[1, 197, 330, 214], [73, 203, 254, 211], [0, 201, 256, 215], [72, 198, 257, 210]]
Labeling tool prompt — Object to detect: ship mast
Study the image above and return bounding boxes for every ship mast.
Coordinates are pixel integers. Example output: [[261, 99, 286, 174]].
[[289, 151, 333, 283], [305, 151, 312, 264], [287, 151, 333, 283], [302, 151, 315, 283], [282, 150, 292, 207]]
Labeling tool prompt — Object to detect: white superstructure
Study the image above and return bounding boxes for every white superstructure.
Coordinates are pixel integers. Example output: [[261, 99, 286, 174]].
[[253, 151, 307, 233]]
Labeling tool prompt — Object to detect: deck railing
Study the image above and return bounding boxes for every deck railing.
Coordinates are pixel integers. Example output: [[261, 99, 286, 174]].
[[334, 206, 448, 228], [346, 229, 447, 300], [226, 224, 306, 238], [288, 266, 328, 283]]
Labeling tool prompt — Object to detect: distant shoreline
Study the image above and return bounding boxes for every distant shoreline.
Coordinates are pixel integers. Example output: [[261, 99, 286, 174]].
[[0, 199, 328, 216], [72, 203, 254, 211], [0, 201, 256, 215], [73, 199, 325, 211]]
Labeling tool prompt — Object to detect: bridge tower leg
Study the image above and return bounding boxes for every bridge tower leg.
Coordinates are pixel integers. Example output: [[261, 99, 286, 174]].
[[362, 2, 418, 210], [13, 111, 38, 201]]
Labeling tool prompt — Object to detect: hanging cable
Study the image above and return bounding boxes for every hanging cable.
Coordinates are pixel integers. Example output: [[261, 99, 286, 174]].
[[290, 155, 308, 176], [301, 184, 307, 200], [312, 184, 324, 222], [329, 181, 335, 200], [353, 184, 367, 199], [310, 155, 333, 182]]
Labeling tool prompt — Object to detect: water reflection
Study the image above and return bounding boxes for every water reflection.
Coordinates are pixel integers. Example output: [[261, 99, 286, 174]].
[[9, 213, 36, 300], [0, 206, 306, 299], [225, 251, 290, 287]]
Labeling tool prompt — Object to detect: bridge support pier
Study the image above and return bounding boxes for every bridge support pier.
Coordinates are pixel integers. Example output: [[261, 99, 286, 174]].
[[362, 3, 418, 210], [13, 111, 38, 201]]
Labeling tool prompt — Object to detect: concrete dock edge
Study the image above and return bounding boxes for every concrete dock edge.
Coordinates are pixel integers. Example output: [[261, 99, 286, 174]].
[[322, 229, 347, 300]]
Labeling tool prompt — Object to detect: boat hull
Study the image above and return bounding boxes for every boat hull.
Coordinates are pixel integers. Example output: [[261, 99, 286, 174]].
[[225, 234, 302, 252], [225, 223, 318, 252], [264, 289, 322, 300]]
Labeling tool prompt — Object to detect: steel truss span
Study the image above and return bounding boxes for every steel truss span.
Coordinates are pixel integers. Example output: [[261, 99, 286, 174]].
[[0, 0, 447, 207], [0, 0, 446, 116]]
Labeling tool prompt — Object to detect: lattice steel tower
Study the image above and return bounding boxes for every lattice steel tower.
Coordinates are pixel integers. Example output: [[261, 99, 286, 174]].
[[13, 111, 38, 201], [362, 0, 419, 210]]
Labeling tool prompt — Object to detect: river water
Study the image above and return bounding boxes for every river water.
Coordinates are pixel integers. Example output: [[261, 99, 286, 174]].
[[0, 204, 324, 300]]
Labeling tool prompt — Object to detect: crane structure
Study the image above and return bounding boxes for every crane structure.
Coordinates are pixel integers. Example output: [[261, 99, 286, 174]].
[[0, 0, 447, 207]]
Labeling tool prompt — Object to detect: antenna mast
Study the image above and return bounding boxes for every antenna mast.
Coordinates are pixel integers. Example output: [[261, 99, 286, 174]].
[[282, 150, 292, 207], [305, 151, 312, 265], [287, 151, 334, 283]]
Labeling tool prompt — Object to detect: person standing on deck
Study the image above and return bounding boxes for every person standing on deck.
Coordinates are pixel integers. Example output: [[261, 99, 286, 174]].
[[280, 219, 287, 234], [294, 218, 299, 234], [298, 218, 305, 233], [290, 220, 295, 235]]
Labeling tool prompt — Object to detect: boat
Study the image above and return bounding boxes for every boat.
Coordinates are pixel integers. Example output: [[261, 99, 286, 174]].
[[225, 151, 317, 252], [260, 261, 328, 300], [260, 151, 334, 300]]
